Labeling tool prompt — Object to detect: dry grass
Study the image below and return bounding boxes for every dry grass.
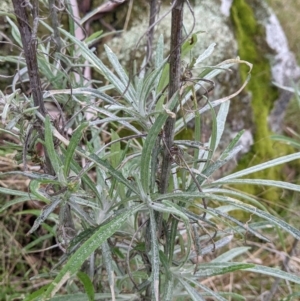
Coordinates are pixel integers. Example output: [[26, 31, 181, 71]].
[[0, 151, 60, 300], [0, 195, 60, 300]]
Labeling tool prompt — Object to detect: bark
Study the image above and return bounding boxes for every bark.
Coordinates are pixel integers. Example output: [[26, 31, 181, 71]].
[[159, 0, 184, 194], [12, 0, 46, 116]]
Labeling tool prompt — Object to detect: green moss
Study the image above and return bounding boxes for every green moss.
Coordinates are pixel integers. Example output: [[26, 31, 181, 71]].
[[175, 128, 194, 141], [230, 0, 291, 203]]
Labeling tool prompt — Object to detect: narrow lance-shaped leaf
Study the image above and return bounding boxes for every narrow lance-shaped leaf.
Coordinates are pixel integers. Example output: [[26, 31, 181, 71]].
[[76, 272, 95, 301], [207, 195, 300, 240], [163, 272, 174, 301], [61, 148, 101, 201], [215, 100, 230, 150], [183, 278, 229, 301], [139, 57, 169, 115], [212, 247, 251, 263], [45, 115, 63, 178], [181, 33, 198, 58], [154, 192, 300, 239], [6, 17, 22, 47], [27, 197, 61, 235], [0, 187, 33, 197], [43, 204, 143, 299], [0, 171, 57, 183], [190, 235, 234, 258], [194, 42, 216, 65], [64, 122, 89, 178], [216, 178, 300, 193], [149, 209, 160, 301], [59, 28, 136, 107], [193, 262, 254, 278], [102, 241, 115, 301], [220, 130, 245, 160], [216, 152, 300, 182], [155, 35, 164, 70], [0, 197, 33, 213], [150, 200, 192, 268], [110, 130, 121, 169], [87, 151, 140, 195], [177, 278, 206, 301], [29, 180, 53, 204], [140, 92, 179, 193], [104, 45, 136, 101], [201, 100, 226, 172], [246, 265, 300, 284]]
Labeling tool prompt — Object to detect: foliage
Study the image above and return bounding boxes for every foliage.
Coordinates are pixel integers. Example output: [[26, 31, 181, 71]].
[[0, 1, 300, 301]]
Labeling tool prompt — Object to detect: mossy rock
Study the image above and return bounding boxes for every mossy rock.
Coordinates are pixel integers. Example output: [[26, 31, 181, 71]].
[[230, 0, 296, 205]]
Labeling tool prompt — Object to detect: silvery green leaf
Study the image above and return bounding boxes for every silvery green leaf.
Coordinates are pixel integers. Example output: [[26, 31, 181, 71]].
[[203, 187, 269, 211], [6, 17, 22, 47], [212, 247, 251, 263], [45, 116, 64, 180], [12, 66, 28, 92], [27, 197, 61, 234], [43, 204, 143, 298], [0, 171, 56, 183], [104, 45, 136, 102], [43, 88, 120, 106], [246, 265, 300, 284], [163, 273, 174, 301], [181, 278, 228, 301], [0, 197, 32, 213], [177, 278, 206, 301], [76, 272, 95, 301], [155, 35, 164, 70], [193, 262, 254, 277], [140, 92, 179, 193], [149, 209, 160, 301], [189, 235, 234, 258], [102, 241, 115, 299], [69, 201, 96, 227], [272, 82, 299, 94], [206, 194, 300, 240], [216, 152, 300, 182], [216, 178, 300, 193], [59, 29, 137, 108], [195, 43, 216, 65]]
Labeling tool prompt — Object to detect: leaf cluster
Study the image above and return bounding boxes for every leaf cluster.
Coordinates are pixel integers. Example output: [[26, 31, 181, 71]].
[[0, 2, 300, 301]]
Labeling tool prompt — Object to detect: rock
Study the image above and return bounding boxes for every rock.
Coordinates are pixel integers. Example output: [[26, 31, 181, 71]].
[[224, 0, 300, 133]]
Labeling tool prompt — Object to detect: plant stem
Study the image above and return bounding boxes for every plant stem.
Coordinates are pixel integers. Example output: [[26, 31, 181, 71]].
[[12, 0, 46, 116], [157, 1, 184, 265], [49, 0, 62, 52], [159, 0, 184, 194], [146, 0, 159, 65], [12, 0, 54, 175]]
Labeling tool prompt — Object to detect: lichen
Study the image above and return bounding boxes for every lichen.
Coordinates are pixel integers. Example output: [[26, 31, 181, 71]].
[[230, 0, 291, 203]]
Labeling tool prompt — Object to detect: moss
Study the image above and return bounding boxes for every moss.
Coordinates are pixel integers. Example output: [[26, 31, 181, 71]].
[[230, 0, 291, 203], [175, 127, 194, 141]]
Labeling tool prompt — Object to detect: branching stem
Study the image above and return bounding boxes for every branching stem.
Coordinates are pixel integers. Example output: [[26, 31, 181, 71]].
[[159, 0, 184, 194], [12, 0, 46, 116], [146, 0, 159, 66]]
